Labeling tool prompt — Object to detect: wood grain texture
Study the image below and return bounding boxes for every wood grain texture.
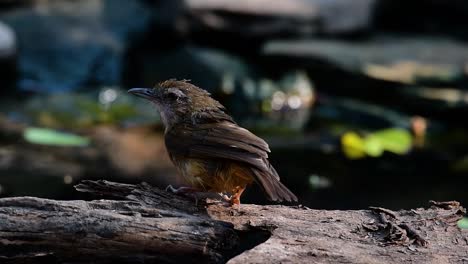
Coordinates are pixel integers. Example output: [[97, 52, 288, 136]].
[[0, 180, 467, 263]]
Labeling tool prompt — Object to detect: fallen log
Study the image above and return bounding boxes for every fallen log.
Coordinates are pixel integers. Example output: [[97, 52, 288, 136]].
[[0, 180, 466, 263]]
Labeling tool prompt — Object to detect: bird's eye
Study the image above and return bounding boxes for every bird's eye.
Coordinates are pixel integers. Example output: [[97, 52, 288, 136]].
[[167, 88, 187, 101], [167, 92, 178, 100]]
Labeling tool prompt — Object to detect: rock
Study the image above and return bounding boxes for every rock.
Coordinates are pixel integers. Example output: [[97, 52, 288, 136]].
[[155, 0, 376, 37], [263, 35, 468, 85], [0, 0, 152, 93], [0, 21, 17, 95]]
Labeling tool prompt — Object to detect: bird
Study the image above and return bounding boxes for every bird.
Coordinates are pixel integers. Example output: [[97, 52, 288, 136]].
[[128, 79, 298, 205]]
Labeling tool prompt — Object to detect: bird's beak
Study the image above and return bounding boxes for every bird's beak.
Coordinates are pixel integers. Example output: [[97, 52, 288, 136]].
[[128, 88, 157, 100]]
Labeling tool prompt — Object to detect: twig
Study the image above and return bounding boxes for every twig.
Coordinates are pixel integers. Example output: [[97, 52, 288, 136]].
[[369, 207, 427, 247], [399, 223, 428, 247], [369, 206, 397, 219]]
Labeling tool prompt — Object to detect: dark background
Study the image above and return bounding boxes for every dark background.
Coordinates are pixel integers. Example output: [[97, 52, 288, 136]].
[[1, 0, 468, 210]]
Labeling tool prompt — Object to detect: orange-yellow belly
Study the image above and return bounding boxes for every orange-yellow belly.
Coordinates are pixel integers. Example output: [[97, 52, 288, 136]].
[[173, 157, 254, 194]]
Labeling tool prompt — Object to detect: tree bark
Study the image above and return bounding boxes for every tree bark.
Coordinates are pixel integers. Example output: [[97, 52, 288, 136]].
[[0, 180, 466, 263]]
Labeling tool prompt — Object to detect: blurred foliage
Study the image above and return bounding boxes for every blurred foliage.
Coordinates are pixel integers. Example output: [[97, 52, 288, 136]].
[[364, 61, 462, 85], [23, 127, 90, 147], [10, 88, 158, 129], [451, 156, 468, 172], [316, 98, 413, 130], [247, 123, 303, 137], [341, 128, 413, 159], [223, 71, 315, 132], [457, 217, 468, 229], [309, 174, 332, 190]]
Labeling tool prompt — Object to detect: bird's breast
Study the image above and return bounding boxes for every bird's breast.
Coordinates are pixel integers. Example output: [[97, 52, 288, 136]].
[[171, 156, 254, 193]]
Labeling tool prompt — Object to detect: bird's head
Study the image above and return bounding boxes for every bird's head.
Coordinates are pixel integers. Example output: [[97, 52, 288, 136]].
[[128, 79, 225, 128]]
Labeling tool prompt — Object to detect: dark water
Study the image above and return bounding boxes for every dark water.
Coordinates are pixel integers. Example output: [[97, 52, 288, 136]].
[[1, 138, 464, 211]]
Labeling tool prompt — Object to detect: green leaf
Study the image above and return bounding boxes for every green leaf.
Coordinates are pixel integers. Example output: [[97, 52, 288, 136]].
[[457, 217, 468, 229], [23, 127, 90, 147], [342, 128, 412, 159], [363, 136, 384, 157], [368, 128, 412, 155]]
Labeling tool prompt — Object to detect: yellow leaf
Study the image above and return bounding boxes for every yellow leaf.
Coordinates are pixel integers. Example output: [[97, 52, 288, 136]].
[[341, 132, 366, 159]]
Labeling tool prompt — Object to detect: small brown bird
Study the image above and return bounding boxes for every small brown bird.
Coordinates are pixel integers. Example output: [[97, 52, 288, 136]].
[[128, 80, 297, 205]]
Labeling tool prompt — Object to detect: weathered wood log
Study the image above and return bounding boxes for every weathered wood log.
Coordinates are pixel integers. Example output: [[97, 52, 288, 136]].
[[0, 180, 466, 263], [0, 181, 237, 263]]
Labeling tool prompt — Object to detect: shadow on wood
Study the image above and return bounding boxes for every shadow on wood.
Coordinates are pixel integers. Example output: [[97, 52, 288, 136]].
[[0, 180, 466, 263]]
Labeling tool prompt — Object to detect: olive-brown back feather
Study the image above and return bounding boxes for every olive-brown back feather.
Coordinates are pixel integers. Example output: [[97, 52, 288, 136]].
[[165, 121, 297, 202]]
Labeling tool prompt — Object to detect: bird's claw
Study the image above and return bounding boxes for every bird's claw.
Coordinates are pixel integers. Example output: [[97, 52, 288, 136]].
[[165, 186, 240, 208], [165, 185, 206, 206], [219, 193, 231, 202], [165, 185, 198, 194], [165, 185, 177, 193]]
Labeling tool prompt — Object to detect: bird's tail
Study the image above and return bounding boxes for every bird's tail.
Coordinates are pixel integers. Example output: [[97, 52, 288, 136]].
[[252, 165, 298, 202]]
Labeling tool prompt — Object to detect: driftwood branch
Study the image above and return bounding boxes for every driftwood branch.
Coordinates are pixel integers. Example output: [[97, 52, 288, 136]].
[[0, 180, 466, 263]]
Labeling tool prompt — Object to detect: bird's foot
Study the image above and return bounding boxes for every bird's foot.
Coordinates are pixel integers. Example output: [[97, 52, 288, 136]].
[[230, 196, 241, 206], [219, 193, 231, 202], [165, 185, 243, 208], [227, 186, 245, 209], [165, 185, 203, 205], [204, 193, 232, 206], [213, 191, 241, 208], [166, 185, 224, 206], [165, 185, 199, 194]]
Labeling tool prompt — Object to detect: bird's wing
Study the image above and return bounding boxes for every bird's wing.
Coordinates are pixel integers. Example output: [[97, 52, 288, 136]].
[[165, 121, 272, 173], [165, 121, 297, 202]]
